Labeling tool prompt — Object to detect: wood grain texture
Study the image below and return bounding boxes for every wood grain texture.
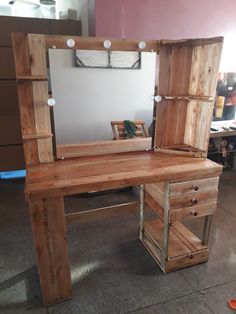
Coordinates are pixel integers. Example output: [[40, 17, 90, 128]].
[[45, 35, 160, 52], [26, 151, 222, 199], [29, 198, 72, 305], [57, 138, 152, 158]]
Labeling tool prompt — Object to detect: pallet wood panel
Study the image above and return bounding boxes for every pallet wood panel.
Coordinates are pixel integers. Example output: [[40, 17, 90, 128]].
[[155, 37, 223, 155], [29, 197, 72, 305]]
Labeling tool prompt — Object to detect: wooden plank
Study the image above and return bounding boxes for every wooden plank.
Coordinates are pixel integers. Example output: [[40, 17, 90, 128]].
[[29, 198, 72, 305], [57, 138, 152, 158], [44, 197, 72, 303], [166, 249, 208, 272], [169, 202, 217, 223], [32, 81, 53, 162], [161, 36, 223, 48], [28, 34, 47, 77], [145, 191, 164, 220], [66, 201, 138, 224], [26, 151, 223, 199], [45, 35, 160, 52], [12, 33, 31, 77], [145, 183, 165, 208], [172, 221, 208, 252], [144, 220, 191, 257]]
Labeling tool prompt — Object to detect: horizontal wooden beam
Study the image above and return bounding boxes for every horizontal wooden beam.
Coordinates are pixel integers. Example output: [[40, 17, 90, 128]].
[[65, 201, 139, 224], [161, 36, 224, 47], [45, 35, 160, 52], [57, 138, 152, 159]]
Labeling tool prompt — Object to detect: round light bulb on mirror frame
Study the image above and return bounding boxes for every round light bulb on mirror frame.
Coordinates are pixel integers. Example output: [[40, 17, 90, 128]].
[[47, 98, 56, 107], [66, 38, 75, 48], [103, 39, 112, 49], [138, 41, 146, 49], [154, 95, 162, 102]]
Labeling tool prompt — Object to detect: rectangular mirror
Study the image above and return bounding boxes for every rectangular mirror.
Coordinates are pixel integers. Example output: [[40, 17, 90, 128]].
[[49, 49, 157, 156]]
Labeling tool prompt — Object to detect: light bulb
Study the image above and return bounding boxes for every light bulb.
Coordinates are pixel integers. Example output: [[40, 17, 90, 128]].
[[138, 41, 146, 49], [154, 95, 162, 102], [47, 98, 56, 107], [103, 40, 111, 49], [66, 38, 75, 48]]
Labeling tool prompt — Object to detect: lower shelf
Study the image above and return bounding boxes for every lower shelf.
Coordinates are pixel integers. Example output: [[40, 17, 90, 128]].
[[141, 219, 208, 273]]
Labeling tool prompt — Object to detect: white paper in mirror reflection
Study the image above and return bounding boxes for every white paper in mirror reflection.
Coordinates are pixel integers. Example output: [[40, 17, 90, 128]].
[[220, 35, 236, 72]]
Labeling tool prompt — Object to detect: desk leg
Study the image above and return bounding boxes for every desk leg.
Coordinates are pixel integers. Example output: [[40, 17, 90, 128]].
[[29, 197, 72, 305]]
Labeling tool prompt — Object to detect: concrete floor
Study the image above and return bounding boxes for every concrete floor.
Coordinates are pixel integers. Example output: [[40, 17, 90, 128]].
[[0, 172, 236, 314]]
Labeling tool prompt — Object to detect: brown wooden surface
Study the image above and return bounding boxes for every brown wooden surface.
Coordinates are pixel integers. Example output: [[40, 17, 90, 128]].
[[169, 202, 217, 223], [57, 138, 152, 159], [26, 151, 222, 199], [29, 197, 72, 305], [45, 35, 160, 52], [169, 190, 218, 210]]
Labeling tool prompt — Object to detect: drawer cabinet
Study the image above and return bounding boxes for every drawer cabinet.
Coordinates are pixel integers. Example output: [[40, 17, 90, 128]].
[[140, 177, 220, 273]]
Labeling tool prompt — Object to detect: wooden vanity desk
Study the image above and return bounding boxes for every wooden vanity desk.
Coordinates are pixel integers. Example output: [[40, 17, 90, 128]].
[[12, 33, 223, 305]]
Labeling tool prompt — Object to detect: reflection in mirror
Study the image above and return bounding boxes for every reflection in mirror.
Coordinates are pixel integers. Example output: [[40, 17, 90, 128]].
[[49, 49, 157, 148]]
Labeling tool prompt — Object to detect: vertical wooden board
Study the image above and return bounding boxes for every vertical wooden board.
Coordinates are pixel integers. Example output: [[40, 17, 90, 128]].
[[28, 34, 47, 77], [11, 33, 31, 77], [32, 81, 53, 162], [23, 140, 39, 165], [189, 42, 223, 96], [17, 81, 36, 136], [44, 197, 72, 302], [37, 138, 53, 162], [169, 46, 192, 95], [32, 81, 51, 133], [29, 199, 59, 305], [155, 102, 169, 147], [184, 100, 213, 151], [158, 45, 171, 95]]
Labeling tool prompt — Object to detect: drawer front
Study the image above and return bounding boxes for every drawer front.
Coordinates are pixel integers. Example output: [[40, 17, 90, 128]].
[[169, 190, 218, 210], [169, 177, 219, 196], [169, 202, 217, 223]]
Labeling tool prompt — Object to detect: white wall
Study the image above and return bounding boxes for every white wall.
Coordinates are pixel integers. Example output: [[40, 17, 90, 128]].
[[56, 0, 89, 35], [49, 50, 156, 144]]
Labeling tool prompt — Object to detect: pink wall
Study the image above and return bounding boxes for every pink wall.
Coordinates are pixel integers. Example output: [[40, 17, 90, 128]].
[[95, 0, 236, 39]]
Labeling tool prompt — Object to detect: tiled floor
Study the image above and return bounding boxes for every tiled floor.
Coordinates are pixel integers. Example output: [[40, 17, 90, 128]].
[[0, 172, 236, 314]]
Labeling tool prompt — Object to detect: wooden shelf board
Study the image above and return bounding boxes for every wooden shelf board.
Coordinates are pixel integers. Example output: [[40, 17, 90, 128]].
[[144, 219, 207, 259]]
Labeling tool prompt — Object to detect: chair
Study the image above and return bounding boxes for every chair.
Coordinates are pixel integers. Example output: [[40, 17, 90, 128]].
[[111, 120, 149, 140]]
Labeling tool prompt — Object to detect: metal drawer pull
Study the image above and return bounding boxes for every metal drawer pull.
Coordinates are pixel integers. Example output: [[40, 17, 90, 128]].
[[191, 197, 199, 205], [192, 184, 200, 191], [191, 209, 198, 216]]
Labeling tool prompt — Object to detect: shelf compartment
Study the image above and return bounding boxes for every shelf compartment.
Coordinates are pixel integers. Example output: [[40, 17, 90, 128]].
[[141, 219, 208, 272]]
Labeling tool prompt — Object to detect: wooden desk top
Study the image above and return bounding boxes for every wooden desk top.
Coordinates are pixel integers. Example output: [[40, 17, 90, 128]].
[[26, 151, 222, 199]]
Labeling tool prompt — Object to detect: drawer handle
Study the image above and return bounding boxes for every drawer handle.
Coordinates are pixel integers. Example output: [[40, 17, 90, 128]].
[[192, 185, 200, 191], [191, 197, 199, 205], [191, 209, 198, 216]]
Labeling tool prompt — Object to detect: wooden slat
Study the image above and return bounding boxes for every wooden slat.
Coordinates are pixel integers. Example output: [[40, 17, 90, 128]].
[[161, 36, 223, 47], [45, 35, 160, 52], [12, 33, 31, 77], [28, 34, 47, 77], [57, 138, 152, 158], [145, 191, 164, 220], [66, 201, 138, 224], [29, 198, 72, 305], [145, 183, 165, 208]]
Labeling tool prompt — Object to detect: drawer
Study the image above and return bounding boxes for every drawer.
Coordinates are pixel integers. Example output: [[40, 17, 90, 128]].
[[169, 202, 217, 223], [169, 190, 218, 210], [169, 177, 219, 196]]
